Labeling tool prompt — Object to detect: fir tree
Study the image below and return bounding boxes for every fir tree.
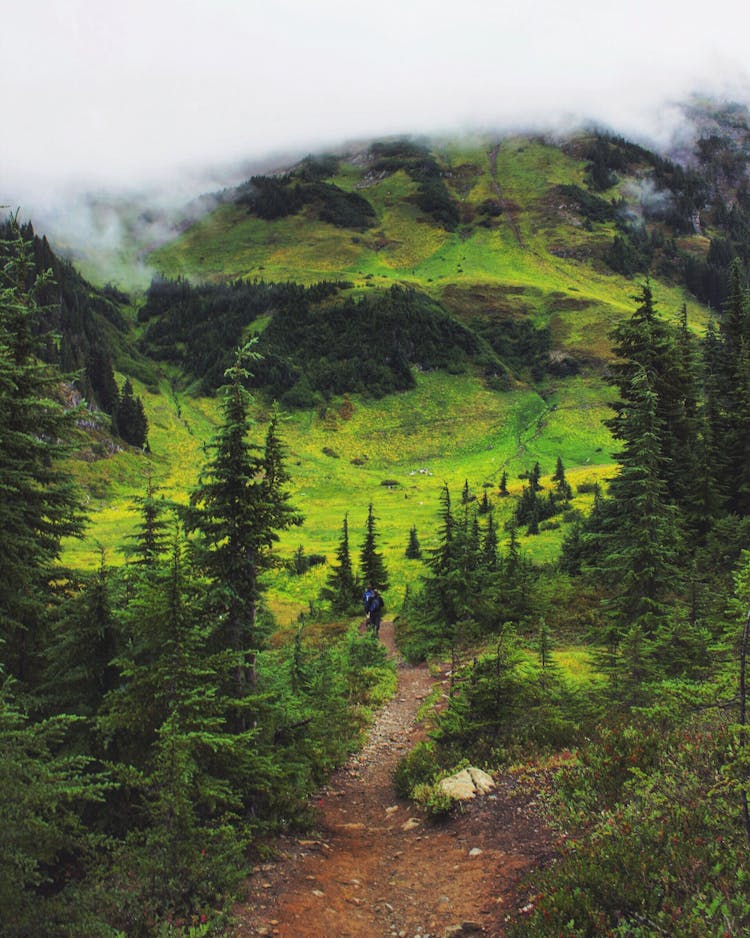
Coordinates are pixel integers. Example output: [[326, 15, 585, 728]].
[[593, 366, 683, 646], [322, 514, 360, 613], [552, 455, 573, 501], [43, 552, 119, 731], [0, 216, 86, 686], [116, 377, 148, 448], [126, 469, 171, 565], [405, 524, 422, 559], [482, 511, 498, 571], [359, 502, 389, 592], [185, 344, 299, 719], [499, 470, 508, 497]]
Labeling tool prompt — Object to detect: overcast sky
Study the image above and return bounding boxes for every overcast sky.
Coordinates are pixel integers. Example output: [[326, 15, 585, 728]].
[[3, 0, 750, 207]]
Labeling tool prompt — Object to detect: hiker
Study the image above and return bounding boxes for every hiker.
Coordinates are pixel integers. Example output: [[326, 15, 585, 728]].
[[368, 588, 384, 637], [363, 584, 374, 626]]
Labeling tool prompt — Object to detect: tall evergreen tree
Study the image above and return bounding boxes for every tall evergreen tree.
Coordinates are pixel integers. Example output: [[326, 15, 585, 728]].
[[322, 514, 360, 613], [0, 216, 86, 686], [126, 469, 171, 565], [405, 524, 422, 559], [593, 366, 683, 647], [359, 502, 389, 592], [184, 344, 299, 719], [116, 377, 148, 448]]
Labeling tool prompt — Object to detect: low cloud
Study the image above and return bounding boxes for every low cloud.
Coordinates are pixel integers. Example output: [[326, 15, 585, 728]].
[[3, 0, 750, 277]]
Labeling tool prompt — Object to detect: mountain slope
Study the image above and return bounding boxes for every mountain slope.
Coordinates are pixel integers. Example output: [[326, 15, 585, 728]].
[[56, 102, 750, 621]]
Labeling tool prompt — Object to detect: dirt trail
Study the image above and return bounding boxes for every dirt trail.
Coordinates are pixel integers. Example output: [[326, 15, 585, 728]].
[[231, 622, 553, 937]]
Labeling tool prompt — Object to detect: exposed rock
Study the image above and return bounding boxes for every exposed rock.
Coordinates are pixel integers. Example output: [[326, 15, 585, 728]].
[[437, 767, 495, 801]]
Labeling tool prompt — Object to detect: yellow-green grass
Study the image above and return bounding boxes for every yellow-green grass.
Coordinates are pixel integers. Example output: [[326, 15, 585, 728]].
[[63, 367, 618, 623], [551, 646, 606, 688], [70, 134, 712, 621], [147, 135, 708, 365]]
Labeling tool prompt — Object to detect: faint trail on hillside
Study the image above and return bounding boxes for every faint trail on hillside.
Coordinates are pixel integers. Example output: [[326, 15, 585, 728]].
[[488, 144, 525, 248], [230, 621, 553, 937]]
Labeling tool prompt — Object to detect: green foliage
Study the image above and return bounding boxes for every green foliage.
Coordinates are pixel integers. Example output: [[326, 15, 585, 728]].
[[0, 216, 87, 685], [430, 635, 582, 765], [256, 283, 489, 404], [320, 514, 360, 613], [0, 218, 153, 412], [510, 712, 750, 937], [115, 377, 149, 447], [393, 739, 441, 798], [138, 277, 345, 391], [359, 503, 389, 593], [557, 184, 617, 223], [405, 524, 422, 559], [236, 172, 376, 229], [370, 139, 459, 229], [0, 687, 111, 938], [475, 316, 552, 382]]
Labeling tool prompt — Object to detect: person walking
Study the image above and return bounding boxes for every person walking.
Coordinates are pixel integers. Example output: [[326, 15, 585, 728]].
[[368, 588, 384, 638]]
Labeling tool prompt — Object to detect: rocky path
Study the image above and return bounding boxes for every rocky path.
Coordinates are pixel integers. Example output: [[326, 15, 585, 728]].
[[230, 622, 553, 937]]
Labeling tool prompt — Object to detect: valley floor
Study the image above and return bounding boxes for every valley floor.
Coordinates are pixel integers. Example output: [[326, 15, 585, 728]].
[[230, 621, 555, 937]]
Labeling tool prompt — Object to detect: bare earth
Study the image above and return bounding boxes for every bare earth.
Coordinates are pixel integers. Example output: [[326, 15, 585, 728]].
[[231, 621, 554, 938]]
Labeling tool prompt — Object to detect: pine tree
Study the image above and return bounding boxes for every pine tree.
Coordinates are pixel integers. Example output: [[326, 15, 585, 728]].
[[552, 455, 573, 501], [0, 216, 86, 686], [593, 366, 683, 645], [322, 514, 360, 613], [359, 502, 389, 592], [126, 469, 170, 565], [499, 471, 508, 497], [0, 687, 109, 935], [405, 524, 422, 559], [185, 344, 300, 719], [116, 377, 148, 448], [43, 552, 119, 731], [482, 511, 498, 571]]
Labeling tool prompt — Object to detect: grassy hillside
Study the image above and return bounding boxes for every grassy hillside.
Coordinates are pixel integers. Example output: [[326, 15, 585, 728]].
[[65, 128, 732, 621], [65, 365, 612, 624], [149, 135, 707, 342]]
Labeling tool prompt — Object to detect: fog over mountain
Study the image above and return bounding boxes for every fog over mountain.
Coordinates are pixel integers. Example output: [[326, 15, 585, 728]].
[[3, 0, 750, 279]]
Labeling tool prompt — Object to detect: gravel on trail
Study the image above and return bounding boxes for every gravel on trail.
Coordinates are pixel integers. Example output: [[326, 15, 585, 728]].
[[230, 620, 554, 938]]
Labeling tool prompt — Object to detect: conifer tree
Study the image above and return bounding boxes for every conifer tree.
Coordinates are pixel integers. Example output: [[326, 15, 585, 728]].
[[359, 502, 389, 591], [126, 469, 170, 565], [0, 216, 86, 686], [116, 377, 148, 448], [715, 261, 750, 515], [185, 344, 300, 717], [43, 553, 119, 730], [499, 470, 508, 497], [322, 514, 360, 613], [593, 366, 683, 646], [405, 525, 422, 559], [482, 511, 498, 571], [552, 455, 573, 501]]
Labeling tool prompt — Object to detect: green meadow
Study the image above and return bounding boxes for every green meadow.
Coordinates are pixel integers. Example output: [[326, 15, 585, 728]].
[[64, 367, 617, 624], [67, 132, 713, 623]]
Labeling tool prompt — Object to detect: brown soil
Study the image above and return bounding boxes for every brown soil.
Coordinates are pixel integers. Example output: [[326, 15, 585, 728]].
[[230, 621, 554, 938]]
